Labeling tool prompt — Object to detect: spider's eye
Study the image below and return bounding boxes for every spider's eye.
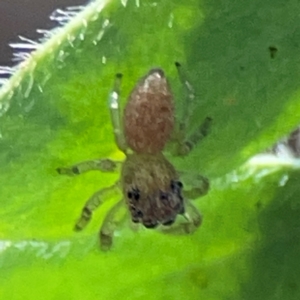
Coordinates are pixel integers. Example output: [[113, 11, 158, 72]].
[[127, 188, 140, 201], [170, 181, 175, 190], [170, 180, 183, 191], [160, 192, 168, 201], [137, 210, 143, 217], [133, 192, 140, 201]]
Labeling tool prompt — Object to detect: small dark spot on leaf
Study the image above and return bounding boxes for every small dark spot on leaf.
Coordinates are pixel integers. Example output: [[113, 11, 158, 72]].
[[256, 201, 262, 210], [268, 46, 278, 59], [175, 61, 181, 68]]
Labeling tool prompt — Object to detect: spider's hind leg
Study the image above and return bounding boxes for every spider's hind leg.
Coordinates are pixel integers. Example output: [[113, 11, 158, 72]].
[[177, 117, 212, 156], [172, 62, 212, 156]]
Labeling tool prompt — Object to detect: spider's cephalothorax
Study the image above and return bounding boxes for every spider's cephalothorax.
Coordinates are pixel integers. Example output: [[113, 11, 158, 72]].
[[122, 153, 184, 228], [57, 63, 212, 250]]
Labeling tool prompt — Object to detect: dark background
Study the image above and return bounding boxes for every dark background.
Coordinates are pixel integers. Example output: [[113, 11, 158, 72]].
[[0, 0, 87, 66]]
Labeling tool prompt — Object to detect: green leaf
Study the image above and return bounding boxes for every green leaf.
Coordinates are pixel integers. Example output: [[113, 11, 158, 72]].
[[0, 0, 300, 299]]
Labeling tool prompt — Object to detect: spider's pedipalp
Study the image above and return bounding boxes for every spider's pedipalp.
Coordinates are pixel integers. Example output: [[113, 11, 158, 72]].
[[160, 200, 202, 234]]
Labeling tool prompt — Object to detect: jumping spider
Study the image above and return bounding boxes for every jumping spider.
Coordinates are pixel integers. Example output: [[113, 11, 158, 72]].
[[57, 62, 212, 250]]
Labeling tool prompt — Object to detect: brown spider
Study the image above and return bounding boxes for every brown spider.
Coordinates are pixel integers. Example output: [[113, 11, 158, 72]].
[[57, 62, 212, 250]]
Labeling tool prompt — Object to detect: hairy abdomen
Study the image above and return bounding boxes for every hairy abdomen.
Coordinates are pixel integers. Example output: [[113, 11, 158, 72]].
[[124, 68, 174, 154]]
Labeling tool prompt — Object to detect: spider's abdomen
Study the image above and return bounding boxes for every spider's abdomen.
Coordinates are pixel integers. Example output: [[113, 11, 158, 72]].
[[124, 69, 174, 154]]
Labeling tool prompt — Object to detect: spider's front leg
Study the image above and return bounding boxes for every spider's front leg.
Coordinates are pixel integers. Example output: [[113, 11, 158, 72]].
[[172, 62, 212, 156], [57, 72, 128, 175], [56, 159, 121, 230]]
